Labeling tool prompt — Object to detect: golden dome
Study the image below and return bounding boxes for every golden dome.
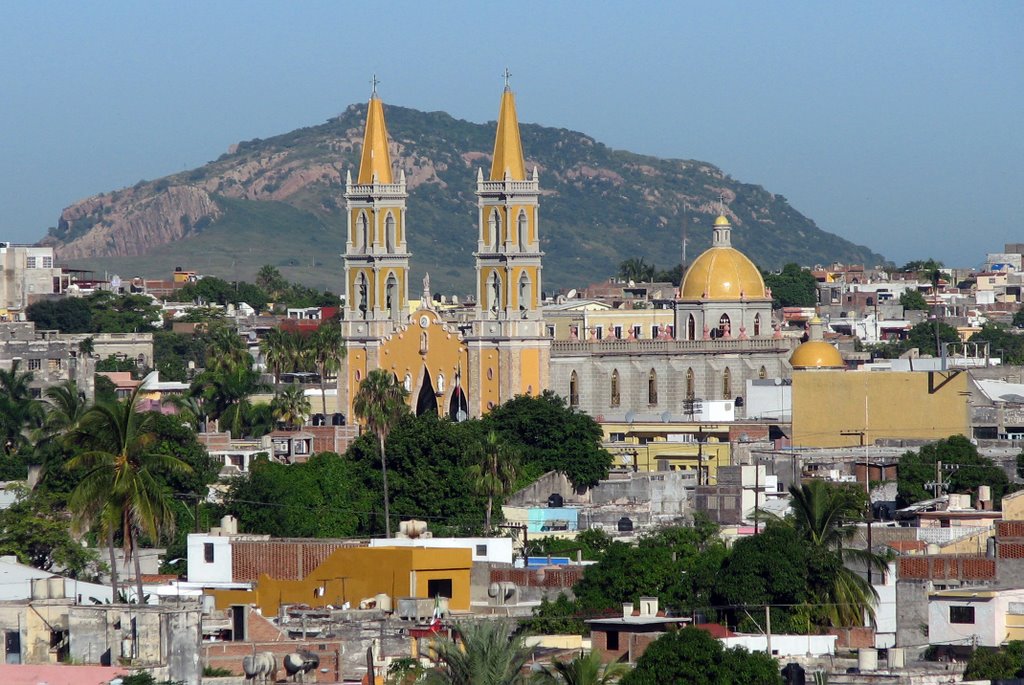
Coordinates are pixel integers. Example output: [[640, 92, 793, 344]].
[[714, 214, 730, 227], [790, 341, 845, 369], [680, 247, 767, 300]]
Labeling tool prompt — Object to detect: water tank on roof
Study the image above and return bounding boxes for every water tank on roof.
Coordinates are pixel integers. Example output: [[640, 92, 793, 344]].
[[617, 517, 633, 533], [547, 493, 564, 508]]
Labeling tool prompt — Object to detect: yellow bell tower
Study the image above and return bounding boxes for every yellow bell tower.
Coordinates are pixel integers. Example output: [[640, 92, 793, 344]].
[[466, 73, 550, 416], [340, 81, 412, 419], [342, 82, 410, 333]]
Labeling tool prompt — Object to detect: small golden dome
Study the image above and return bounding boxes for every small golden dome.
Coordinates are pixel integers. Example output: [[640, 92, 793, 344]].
[[714, 214, 730, 227], [680, 247, 767, 300], [790, 341, 845, 369]]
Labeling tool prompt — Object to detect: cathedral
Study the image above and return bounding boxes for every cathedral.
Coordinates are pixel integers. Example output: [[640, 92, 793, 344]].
[[338, 81, 798, 427], [338, 82, 549, 421]]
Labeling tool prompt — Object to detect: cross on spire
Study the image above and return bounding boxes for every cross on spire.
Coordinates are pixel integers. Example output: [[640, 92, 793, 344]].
[[370, 73, 380, 97], [503, 67, 512, 91], [718, 192, 726, 214]]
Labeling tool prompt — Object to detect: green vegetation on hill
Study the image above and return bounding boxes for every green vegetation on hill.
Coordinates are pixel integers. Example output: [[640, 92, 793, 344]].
[[51, 103, 885, 293]]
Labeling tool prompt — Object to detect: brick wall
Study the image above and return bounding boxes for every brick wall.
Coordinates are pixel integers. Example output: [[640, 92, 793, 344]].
[[591, 628, 663, 664], [231, 540, 366, 582], [203, 639, 342, 679], [490, 566, 584, 589], [897, 555, 996, 581], [827, 626, 875, 649], [998, 520, 1024, 539]]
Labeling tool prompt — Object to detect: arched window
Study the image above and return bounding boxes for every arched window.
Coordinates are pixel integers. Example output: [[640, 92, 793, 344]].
[[753, 313, 762, 337], [723, 368, 732, 400], [356, 273, 369, 319], [385, 212, 396, 253], [648, 369, 658, 406], [717, 314, 731, 338], [517, 210, 528, 252], [611, 369, 621, 408], [687, 314, 696, 341], [488, 272, 502, 317], [386, 273, 397, 319], [357, 212, 369, 253], [569, 371, 580, 408], [758, 366, 767, 379], [686, 368, 695, 400], [518, 272, 531, 315], [490, 209, 502, 251]]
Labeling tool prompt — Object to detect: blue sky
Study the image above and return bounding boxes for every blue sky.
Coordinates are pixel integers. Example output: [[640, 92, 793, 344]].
[[1, 1, 1021, 268]]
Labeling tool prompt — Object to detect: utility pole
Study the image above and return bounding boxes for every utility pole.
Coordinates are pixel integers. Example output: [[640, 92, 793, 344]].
[[765, 604, 772, 656], [935, 460, 943, 498]]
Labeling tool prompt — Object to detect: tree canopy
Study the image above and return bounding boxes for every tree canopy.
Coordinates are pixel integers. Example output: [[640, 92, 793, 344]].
[[899, 289, 928, 311], [897, 435, 1013, 507], [485, 391, 612, 489], [763, 263, 817, 308], [621, 627, 781, 685]]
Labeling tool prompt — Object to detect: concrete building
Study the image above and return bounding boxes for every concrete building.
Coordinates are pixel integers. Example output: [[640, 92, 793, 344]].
[[0, 595, 201, 684], [369, 536, 513, 565], [928, 586, 1024, 648], [587, 597, 688, 664], [0, 244, 67, 321], [0, 556, 112, 604], [0, 322, 94, 398]]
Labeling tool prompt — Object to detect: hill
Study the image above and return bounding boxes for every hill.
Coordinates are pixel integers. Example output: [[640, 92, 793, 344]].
[[42, 103, 885, 294]]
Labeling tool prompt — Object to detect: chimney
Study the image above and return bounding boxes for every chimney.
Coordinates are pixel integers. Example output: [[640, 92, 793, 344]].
[[640, 596, 659, 617], [622, 603, 634, 619]]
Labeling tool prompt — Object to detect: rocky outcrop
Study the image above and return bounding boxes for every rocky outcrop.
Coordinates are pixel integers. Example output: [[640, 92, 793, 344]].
[[52, 185, 223, 259]]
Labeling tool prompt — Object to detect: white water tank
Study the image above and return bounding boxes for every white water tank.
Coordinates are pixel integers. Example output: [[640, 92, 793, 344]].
[[889, 647, 905, 669], [858, 648, 877, 672]]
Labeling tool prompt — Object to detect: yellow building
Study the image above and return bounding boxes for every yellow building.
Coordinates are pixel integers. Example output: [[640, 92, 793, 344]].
[[792, 369, 971, 447], [601, 419, 732, 480], [210, 546, 472, 616], [340, 81, 548, 420]]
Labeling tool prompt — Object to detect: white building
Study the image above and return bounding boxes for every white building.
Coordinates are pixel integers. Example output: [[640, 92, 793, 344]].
[[0, 243, 66, 320], [369, 537, 513, 565], [0, 555, 112, 604], [928, 586, 1024, 648]]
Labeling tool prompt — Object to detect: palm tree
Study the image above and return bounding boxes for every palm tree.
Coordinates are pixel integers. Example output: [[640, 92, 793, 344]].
[[0, 360, 44, 456], [271, 385, 311, 430], [535, 649, 629, 685], [352, 369, 409, 538], [423, 620, 532, 685], [259, 328, 291, 390], [467, 430, 519, 533], [311, 320, 345, 417], [66, 383, 192, 603], [43, 380, 90, 434], [205, 324, 250, 374], [786, 480, 889, 627], [191, 365, 269, 438]]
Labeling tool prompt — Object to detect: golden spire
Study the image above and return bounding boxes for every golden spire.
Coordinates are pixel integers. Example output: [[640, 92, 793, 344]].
[[357, 75, 393, 184], [489, 69, 526, 181]]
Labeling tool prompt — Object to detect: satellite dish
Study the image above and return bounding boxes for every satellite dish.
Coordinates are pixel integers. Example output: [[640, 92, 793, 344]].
[[624, 411, 636, 423], [566, 289, 577, 299], [661, 411, 672, 423], [774, 378, 783, 386]]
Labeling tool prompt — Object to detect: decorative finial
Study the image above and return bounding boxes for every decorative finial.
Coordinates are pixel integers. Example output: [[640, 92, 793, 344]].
[[370, 73, 380, 97], [718, 192, 726, 215], [503, 67, 512, 91], [422, 272, 431, 304]]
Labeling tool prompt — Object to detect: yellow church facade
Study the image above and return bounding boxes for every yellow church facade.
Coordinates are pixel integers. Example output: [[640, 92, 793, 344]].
[[339, 82, 548, 420]]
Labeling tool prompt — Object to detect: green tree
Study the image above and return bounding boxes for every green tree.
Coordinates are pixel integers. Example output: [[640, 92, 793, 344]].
[[897, 435, 1012, 507], [964, 641, 1024, 680], [535, 649, 630, 685], [763, 263, 817, 308], [191, 365, 269, 438], [786, 480, 887, 627], [1013, 308, 1024, 329], [485, 391, 612, 489], [204, 324, 250, 374], [353, 369, 410, 538], [422, 620, 532, 685], [523, 593, 587, 636], [87, 292, 161, 333], [0, 487, 103, 579], [256, 265, 289, 300], [467, 429, 519, 532], [529, 528, 613, 562], [223, 452, 375, 537], [310, 319, 345, 417], [970, 323, 1024, 365], [621, 627, 781, 685], [899, 289, 928, 310], [67, 385, 192, 602], [26, 297, 94, 333], [618, 257, 656, 283], [271, 385, 310, 430], [259, 328, 292, 389], [0, 359, 44, 457]]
